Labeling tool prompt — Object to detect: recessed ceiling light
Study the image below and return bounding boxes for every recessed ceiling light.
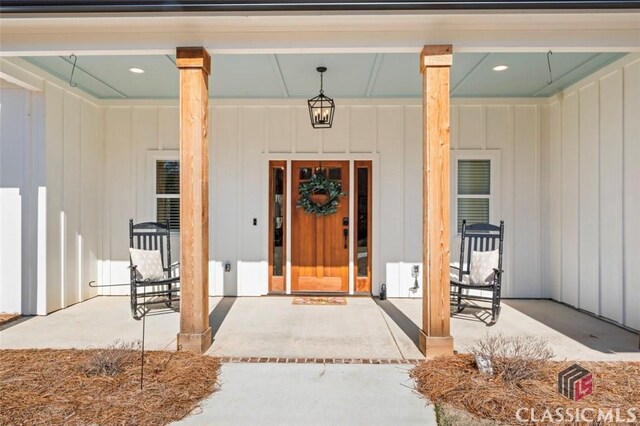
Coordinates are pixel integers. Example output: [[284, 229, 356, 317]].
[[492, 65, 509, 72], [129, 67, 145, 74]]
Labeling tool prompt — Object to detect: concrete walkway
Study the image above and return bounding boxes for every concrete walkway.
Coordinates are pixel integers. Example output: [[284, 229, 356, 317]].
[[177, 363, 436, 426]]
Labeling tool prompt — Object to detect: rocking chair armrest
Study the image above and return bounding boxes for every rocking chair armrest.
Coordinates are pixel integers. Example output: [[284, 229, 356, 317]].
[[450, 278, 466, 286], [134, 276, 180, 285], [166, 261, 180, 279], [493, 268, 504, 276]]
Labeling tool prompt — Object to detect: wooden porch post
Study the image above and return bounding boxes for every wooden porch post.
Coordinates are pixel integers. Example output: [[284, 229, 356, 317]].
[[176, 47, 212, 353], [419, 45, 454, 358]]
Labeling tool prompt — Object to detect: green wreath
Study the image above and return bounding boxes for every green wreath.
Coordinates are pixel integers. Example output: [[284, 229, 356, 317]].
[[297, 173, 346, 216]]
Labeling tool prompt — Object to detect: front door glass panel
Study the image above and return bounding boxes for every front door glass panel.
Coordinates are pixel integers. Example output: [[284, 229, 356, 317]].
[[357, 167, 368, 277], [272, 167, 284, 277]]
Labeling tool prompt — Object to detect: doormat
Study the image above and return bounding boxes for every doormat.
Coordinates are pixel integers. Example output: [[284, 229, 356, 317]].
[[292, 297, 347, 305]]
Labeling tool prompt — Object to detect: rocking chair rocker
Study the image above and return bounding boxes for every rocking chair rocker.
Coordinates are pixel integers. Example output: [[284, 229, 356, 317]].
[[129, 219, 180, 319], [450, 220, 505, 322]]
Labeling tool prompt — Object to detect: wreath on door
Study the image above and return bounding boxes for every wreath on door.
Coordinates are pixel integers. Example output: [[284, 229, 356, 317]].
[[297, 173, 346, 216]]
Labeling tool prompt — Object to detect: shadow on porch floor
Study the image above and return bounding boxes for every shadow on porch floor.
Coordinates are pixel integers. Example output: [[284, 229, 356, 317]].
[[388, 298, 640, 361]]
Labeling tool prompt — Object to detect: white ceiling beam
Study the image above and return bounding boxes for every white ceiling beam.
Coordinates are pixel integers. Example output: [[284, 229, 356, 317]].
[[1, 13, 639, 56]]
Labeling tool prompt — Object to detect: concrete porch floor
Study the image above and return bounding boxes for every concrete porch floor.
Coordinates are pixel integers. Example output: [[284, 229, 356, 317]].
[[1, 296, 638, 361]]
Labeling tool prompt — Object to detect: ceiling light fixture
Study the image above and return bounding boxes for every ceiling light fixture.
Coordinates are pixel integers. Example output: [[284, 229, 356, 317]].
[[129, 67, 145, 74], [492, 65, 509, 72], [308, 66, 335, 129]]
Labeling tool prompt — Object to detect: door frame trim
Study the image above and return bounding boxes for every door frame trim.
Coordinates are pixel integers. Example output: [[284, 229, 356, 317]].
[[263, 153, 380, 296]]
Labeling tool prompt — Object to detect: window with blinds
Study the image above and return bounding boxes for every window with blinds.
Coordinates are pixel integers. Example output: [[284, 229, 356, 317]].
[[457, 159, 490, 233], [156, 160, 180, 231]]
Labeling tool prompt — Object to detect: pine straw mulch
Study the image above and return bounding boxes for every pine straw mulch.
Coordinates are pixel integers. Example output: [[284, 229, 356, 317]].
[[0, 313, 21, 327], [411, 354, 640, 426], [0, 349, 220, 425]]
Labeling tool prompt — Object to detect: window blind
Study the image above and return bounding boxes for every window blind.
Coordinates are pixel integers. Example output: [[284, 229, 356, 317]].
[[457, 198, 490, 233], [458, 160, 490, 195], [457, 159, 491, 233], [156, 161, 180, 194], [156, 160, 180, 231]]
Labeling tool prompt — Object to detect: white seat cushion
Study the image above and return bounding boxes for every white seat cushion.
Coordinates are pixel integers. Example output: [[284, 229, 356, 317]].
[[469, 250, 499, 285], [129, 248, 165, 281]]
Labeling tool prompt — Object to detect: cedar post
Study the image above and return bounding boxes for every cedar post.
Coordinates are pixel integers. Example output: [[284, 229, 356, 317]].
[[176, 47, 212, 353], [419, 45, 454, 358]]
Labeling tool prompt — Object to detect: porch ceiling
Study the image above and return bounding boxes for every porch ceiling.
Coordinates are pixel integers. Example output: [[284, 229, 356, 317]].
[[23, 51, 625, 100]]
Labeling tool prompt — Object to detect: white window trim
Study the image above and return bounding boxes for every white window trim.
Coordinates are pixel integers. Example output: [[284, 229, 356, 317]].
[[147, 150, 180, 233], [452, 149, 501, 237]]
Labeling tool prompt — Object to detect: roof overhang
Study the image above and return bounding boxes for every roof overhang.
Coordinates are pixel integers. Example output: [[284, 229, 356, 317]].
[[2, 0, 640, 14], [1, 3, 639, 57], [2, 11, 639, 56]]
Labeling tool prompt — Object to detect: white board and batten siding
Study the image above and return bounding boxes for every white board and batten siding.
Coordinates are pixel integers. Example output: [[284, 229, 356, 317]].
[[542, 53, 640, 330], [0, 80, 102, 315], [102, 99, 543, 300], [10, 54, 639, 330], [42, 82, 103, 314], [452, 102, 543, 299], [0, 87, 40, 314]]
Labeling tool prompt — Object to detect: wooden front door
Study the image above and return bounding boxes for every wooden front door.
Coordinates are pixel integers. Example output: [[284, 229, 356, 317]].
[[291, 161, 350, 292]]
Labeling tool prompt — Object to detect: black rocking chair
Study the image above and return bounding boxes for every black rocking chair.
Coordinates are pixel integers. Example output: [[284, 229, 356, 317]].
[[129, 219, 180, 319], [450, 220, 505, 322]]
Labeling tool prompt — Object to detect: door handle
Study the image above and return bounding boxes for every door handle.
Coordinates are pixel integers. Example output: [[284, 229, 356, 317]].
[[343, 228, 349, 249]]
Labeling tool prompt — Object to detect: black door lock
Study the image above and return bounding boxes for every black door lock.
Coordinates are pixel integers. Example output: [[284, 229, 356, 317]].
[[343, 228, 349, 249], [342, 217, 349, 226]]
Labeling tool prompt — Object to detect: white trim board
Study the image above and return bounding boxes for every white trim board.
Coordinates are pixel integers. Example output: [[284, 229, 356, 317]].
[[2, 12, 640, 56]]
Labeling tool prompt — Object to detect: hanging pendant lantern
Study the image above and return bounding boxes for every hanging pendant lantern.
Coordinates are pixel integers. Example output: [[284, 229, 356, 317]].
[[308, 66, 335, 129]]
